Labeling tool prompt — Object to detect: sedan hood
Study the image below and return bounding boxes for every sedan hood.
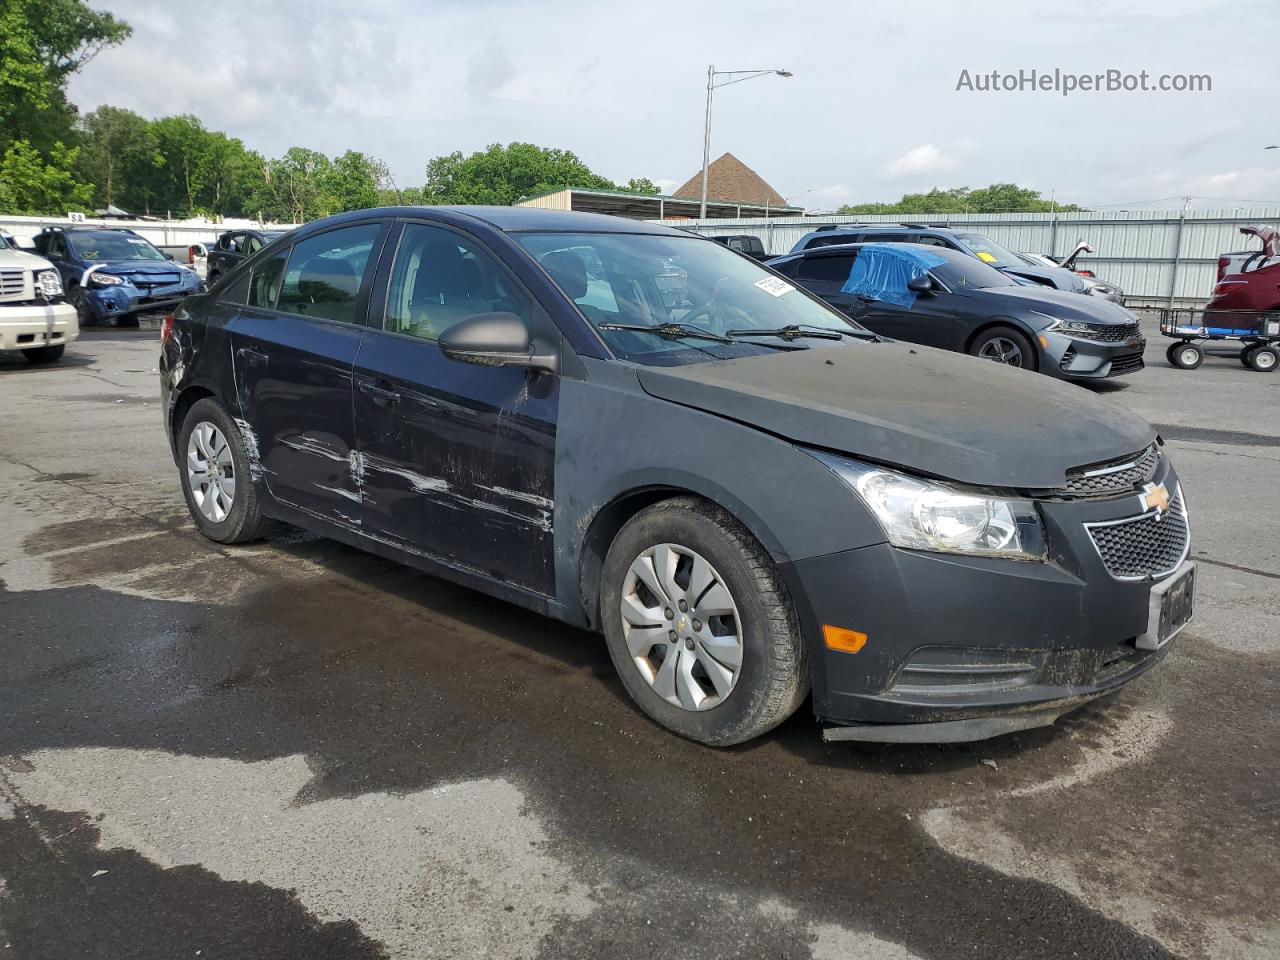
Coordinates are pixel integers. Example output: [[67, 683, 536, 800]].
[[637, 343, 1154, 489], [968, 284, 1137, 324], [1001, 263, 1088, 294]]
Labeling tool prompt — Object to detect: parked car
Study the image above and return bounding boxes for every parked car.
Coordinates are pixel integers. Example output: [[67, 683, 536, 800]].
[[792, 224, 1091, 295], [161, 206, 1189, 746], [1207, 225, 1280, 312], [206, 229, 288, 284], [769, 242, 1145, 379], [709, 234, 770, 261], [1017, 252, 1124, 304], [32, 226, 203, 327], [1215, 225, 1278, 282], [158, 242, 211, 280], [0, 241, 78, 363]]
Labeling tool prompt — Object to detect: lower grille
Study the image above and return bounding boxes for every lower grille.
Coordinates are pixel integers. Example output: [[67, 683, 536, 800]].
[[1085, 488, 1190, 581], [1108, 352, 1145, 375], [0, 268, 25, 299]]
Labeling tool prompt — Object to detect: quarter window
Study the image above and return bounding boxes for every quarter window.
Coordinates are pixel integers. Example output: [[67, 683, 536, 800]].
[[275, 223, 380, 324], [383, 223, 532, 342], [249, 250, 287, 308]]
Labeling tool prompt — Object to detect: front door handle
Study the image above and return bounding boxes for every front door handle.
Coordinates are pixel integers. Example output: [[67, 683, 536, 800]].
[[358, 379, 400, 406]]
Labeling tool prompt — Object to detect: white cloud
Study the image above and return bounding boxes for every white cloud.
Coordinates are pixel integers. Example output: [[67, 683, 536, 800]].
[[886, 144, 954, 177]]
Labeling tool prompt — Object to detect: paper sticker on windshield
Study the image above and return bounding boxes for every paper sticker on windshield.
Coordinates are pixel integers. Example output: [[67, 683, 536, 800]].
[[976, 252, 997, 263], [754, 276, 794, 297]]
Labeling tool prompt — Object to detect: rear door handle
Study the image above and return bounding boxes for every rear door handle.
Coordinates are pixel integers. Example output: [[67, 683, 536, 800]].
[[358, 379, 400, 406], [238, 345, 269, 367]]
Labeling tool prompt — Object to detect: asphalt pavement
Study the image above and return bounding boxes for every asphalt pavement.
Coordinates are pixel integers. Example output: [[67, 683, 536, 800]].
[[1, 321, 1277, 960]]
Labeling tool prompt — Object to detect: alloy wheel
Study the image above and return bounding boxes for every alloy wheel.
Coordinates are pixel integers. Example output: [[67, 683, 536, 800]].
[[187, 421, 236, 522], [619, 543, 743, 711], [978, 337, 1025, 366]]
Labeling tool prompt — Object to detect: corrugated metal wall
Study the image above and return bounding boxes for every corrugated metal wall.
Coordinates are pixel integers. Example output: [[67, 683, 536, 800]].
[[0, 214, 297, 248], [658, 209, 1280, 305]]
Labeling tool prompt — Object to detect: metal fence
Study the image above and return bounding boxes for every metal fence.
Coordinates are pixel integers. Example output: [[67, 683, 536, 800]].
[[658, 209, 1280, 306], [0, 214, 295, 249]]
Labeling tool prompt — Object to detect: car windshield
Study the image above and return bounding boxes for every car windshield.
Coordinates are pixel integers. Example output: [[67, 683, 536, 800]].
[[954, 233, 1025, 270], [515, 232, 867, 365], [929, 253, 1017, 290], [69, 233, 167, 262]]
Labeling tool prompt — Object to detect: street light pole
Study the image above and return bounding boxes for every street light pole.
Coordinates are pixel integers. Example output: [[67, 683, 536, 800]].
[[700, 65, 715, 219], [699, 66, 792, 219]]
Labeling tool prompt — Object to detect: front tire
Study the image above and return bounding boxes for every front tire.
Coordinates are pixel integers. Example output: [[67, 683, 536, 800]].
[[600, 497, 808, 746], [22, 344, 64, 364], [178, 398, 273, 543], [970, 325, 1038, 371], [68, 286, 96, 328]]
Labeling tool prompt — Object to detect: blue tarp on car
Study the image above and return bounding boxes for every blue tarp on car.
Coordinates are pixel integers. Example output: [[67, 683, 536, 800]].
[[840, 244, 947, 307]]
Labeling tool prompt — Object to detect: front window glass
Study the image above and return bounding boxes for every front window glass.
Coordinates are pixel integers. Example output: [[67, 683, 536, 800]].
[[954, 233, 1024, 269], [384, 223, 532, 342], [516, 232, 866, 365], [276, 223, 380, 324], [69, 233, 167, 262]]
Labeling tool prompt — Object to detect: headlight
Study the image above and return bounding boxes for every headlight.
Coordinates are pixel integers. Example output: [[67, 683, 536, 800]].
[[1031, 311, 1092, 334], [35, 268, 63, 298], [89, 272, 124, 287], [812, 452, 1046, 561]]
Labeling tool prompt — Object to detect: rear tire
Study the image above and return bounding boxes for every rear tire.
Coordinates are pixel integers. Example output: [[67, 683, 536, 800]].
[[1247, 346, 1278, 372], [1168, 342, 1203, 369], [600, 497, 808, 746], [1240, 345, 1258, 368], [22, 344, 64, 364], [970, 325, 1038, 371], [178, 398, 274, 544]]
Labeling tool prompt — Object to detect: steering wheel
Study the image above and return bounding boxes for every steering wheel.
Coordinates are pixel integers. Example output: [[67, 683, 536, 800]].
[[679, 296, 751, 335]]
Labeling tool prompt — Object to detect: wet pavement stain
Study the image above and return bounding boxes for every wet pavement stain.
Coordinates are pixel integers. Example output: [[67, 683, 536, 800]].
[[0, 548, 1198, 959], [0, 804, 386, 960]]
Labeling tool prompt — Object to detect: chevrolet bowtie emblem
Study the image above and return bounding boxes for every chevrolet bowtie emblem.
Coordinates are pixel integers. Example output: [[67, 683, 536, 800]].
[[1140, 482, 1171, 517]]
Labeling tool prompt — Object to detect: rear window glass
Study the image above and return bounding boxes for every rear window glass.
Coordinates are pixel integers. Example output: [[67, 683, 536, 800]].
[[798, 255, 857, 282], [249, 250, 288, 308], [275, 224, 380, 324]]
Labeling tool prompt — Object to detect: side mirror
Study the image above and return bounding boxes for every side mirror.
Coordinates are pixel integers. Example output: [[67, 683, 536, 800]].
[[906, 275, 934, 295], [163, 252, 175, 260], [438, 312, 558, 374]]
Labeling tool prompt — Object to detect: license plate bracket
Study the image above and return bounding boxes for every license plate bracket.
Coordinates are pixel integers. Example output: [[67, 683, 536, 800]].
[[1137, 561, 1195, 651]]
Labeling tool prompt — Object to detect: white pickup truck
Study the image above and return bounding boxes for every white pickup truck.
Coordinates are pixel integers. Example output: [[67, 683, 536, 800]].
[[0, 235, 79, 363]]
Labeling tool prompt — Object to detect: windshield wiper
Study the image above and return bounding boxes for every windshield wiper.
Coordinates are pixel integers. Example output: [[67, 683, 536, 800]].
[[597, 321, 732, 343], [725, 323, 879, 342]]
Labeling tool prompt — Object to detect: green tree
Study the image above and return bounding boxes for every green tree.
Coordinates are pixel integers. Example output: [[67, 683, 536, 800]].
[[247, 147, 336, 223], [620, 177, 661, 195], [422, 142, 617, 205], [0, 138, 95, 214], [0, 0, 130, 155], [837, 184, 1082, 215], [149, 114, 215, 216], [326, 150, 380, 212], [74, 105, 159, 209]]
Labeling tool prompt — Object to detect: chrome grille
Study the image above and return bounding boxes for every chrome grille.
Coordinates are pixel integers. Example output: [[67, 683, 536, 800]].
[[0, 268, 25, 299], [1085, 488, 1189, 581], [1070, 322, 1141, 343], [1059, 445, 1159, 498]]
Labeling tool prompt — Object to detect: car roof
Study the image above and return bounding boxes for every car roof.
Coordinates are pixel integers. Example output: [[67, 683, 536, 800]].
[[784, 240, 975, 263], [298, 205, 694, 237]]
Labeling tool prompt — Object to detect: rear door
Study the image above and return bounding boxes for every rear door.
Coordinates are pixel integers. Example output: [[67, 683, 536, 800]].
[[229, 220, 388, 525], [352, 220, 559, 595], [793, 252, 861, 315]]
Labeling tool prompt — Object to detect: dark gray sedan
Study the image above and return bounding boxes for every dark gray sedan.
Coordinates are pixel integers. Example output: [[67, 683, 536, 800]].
[[160, 207, 1190, 745]]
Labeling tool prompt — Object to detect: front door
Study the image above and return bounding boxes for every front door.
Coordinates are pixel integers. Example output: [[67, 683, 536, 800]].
[[353, 221, 559, 595], [228, 220, 386, 525]]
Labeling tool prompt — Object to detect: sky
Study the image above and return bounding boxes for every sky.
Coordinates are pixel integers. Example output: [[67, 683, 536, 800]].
[[68, 0, 1280, 212]]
